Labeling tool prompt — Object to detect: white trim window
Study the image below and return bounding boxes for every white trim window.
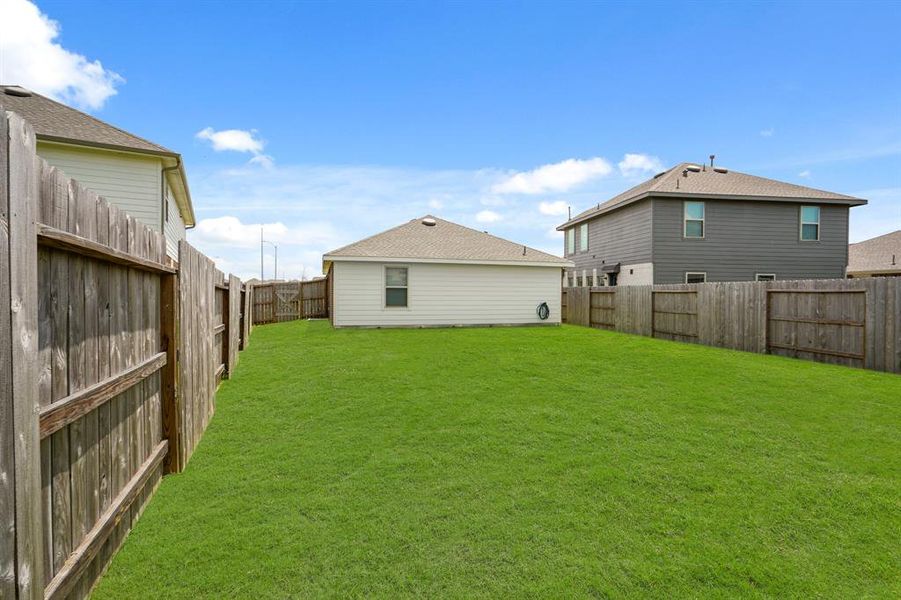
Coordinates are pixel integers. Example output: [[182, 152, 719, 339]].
[[756, 273, 776, 281], [800, 205, 820, 241], [566, 228, 575, 255], [684, 201, 705, 238], [579, 223, 589, 252], [685, 272, 707, 284], [385, 266, 408, 307]]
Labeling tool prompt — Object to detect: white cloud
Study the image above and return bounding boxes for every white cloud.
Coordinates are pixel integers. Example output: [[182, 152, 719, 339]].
[[617, 153, 664, 178], [475, 210, 502, 223], [538, 200, 569, 216], [248, 154, 275, 169], [760, 128, 775, 137], [798, 170, 811, 178], [183, 156, 653, 280], [192, 215, 339, 249], [196, 127, 265, 154], [0, 0, 123, 110], [491, 157, 613, 194]]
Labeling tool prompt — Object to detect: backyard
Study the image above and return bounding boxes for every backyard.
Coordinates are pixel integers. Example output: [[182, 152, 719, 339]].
[[94, 321, 900, 598]]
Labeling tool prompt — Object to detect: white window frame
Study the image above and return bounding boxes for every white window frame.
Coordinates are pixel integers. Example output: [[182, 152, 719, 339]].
[[684, 271, 707, 284], [800, 205, 820, 241], [579, 223, 589, 252], [755, 273, 776, 281], [384, 265, 409, 308], [566, 228, 575, 255], [683, 201, 705, 239]]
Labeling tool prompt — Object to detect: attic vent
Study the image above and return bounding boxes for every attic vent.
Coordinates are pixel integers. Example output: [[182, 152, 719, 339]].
[[2, 86, 32, 97], [653, 171, 666, 179], [713, 167, 728, 174], [421, 217, 436, 226], [685, 164, 702, 172]]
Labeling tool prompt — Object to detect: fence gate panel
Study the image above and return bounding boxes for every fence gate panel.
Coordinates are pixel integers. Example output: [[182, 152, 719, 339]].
[[589, 290, 615, 330], [766, 289, 866, 366], [274, 283, 300, 322], [652, 289, 699, 342]]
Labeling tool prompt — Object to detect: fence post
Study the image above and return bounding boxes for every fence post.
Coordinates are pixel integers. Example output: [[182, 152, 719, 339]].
[[2, 111, 45, 598], [160, 272, 181, 474]]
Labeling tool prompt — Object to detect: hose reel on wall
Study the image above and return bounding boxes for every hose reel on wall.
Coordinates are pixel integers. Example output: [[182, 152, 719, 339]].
[[536, 302, 550, 320]]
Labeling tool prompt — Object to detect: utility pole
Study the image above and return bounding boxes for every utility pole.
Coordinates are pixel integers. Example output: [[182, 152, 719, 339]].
[[260, 229, 278, 281]]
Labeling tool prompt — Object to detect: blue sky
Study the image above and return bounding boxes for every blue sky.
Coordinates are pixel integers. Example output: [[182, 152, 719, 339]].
[[3, 0, 900, 279]]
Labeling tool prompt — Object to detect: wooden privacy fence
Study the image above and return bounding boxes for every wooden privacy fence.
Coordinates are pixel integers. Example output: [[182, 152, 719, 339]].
[[1, 111, 251, 600], [251, 278, 328, 325], [562, 277, 901, 374]]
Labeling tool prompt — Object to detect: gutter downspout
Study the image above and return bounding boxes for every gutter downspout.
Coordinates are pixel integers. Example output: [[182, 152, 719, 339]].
[[161, 157, 181, 232]]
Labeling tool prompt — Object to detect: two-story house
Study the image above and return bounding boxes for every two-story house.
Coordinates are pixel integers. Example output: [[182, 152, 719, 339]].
[[557, 161, 867, 285], [0, 85, 195, 259]]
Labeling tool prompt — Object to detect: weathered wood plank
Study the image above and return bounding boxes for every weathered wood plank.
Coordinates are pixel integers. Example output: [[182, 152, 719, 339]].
[[43, 441, 168, 600], [39, 353, 167, 439], [7, 111, 46, 599], [37, 224, 177, 274], [0, 103, 18, 600]]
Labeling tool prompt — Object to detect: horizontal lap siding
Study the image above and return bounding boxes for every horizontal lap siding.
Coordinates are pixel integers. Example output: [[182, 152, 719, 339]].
[[652, 198, 850, 284], [568, 199, 652, 271], [37, 143, 162, 232], [333, 261, 562, 326]]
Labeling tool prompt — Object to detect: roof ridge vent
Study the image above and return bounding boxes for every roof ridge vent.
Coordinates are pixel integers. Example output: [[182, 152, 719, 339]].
[[713, 167, 728, 174], [2, 86, 32, 97], [421, 217, 436, 226]]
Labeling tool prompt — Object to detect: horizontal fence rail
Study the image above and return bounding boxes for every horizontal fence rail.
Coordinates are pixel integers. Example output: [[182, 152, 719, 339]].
[[1, 109, 253, 599], [563, 278, 900, 374]]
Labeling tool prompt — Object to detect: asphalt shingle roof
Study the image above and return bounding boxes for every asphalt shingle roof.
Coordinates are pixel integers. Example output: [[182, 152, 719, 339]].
[[848, 230, 901, 275], [561, 162, 867, 228], [0, 86, 174, 155], [325, 216, 570, 265]]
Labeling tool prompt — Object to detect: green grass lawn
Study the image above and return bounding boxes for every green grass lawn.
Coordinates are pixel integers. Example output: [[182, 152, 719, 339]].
[[93, 321, 901, 599]]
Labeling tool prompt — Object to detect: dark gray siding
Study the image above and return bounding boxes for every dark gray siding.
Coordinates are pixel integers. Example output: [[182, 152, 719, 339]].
[[567, 199, 652, 271], [652, 198, 850, 284]]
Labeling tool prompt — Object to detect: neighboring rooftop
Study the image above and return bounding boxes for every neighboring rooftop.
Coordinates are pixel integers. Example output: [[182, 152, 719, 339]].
[[324, 216, 571, 266], [0, 85, 195, 226], [559, 162, 867, 229], [0, 85, 175, 156], [848, 230, 901, 276]]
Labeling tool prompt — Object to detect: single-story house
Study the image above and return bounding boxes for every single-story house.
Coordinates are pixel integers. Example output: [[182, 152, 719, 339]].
[[0, 85, 195, 259], [847, 230, 901, 277], [557, 160, 867, 285], [322, 216, 572, 327]]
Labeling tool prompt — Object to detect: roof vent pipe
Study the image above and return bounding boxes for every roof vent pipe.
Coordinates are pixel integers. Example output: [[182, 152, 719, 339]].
[[709, 154, 715, 167]]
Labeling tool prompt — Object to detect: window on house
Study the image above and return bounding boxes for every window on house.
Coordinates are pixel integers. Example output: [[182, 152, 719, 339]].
[[756, 273, 776, 281], [385, 266, 408, 307], [579, 223, 588, 252], [800, 206, 820, 241], [684, 201, 705, 238], [685, 272, 707, 284], [566, 228, 575, 255], [586, 275, 594, 287], [576, 276, 583, 287]]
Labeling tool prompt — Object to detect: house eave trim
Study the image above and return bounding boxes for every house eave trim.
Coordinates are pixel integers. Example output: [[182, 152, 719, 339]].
[[557, 192, 868, 230], [323, 255, 573, 268]]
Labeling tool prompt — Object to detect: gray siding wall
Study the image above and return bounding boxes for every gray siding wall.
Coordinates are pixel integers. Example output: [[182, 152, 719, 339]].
[[566, 199, 652, 271], [652, 198, 850, 283]]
